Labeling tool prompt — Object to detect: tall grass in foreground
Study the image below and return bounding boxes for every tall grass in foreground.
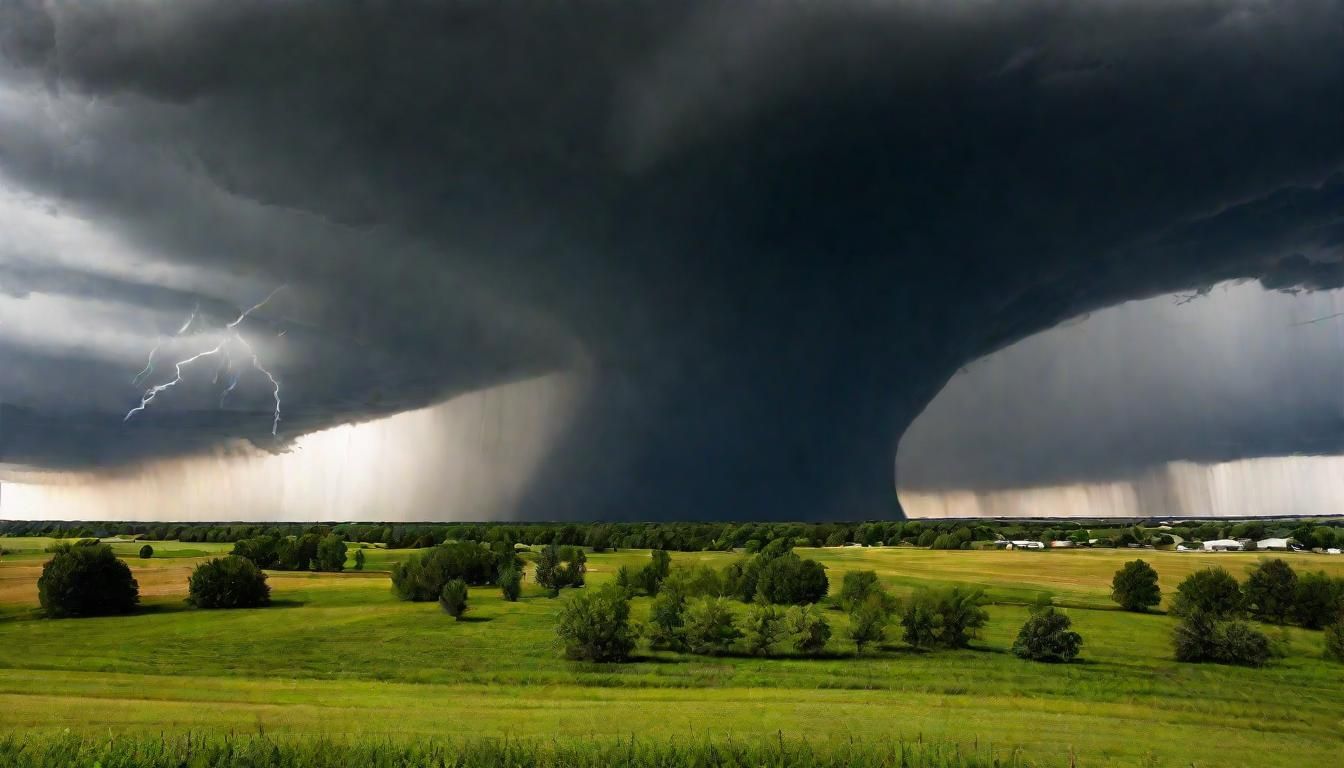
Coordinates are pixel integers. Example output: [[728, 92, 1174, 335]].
[[0, 733, 1037, 768]]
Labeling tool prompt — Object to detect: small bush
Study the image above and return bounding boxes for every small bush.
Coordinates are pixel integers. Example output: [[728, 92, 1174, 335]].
[[556, 584, 635, 662], [187, 556, 271, 609], [786, 604, 832, 655], [1110, 559, 1161, 612], [353, 549, 365, 571], [37, 544, 140, 618], [439, 579, 468, 619], [684, 597, 743, 655], [1012, 608, 1082, 663], [138, 544, 154, 559]]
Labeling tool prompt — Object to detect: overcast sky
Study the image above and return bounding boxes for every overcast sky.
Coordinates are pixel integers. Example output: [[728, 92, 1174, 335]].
[[2, 1, 1342, 520]]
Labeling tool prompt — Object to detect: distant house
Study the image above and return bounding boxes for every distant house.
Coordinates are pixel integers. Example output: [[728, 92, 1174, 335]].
[[1203, 539, 1244, 552], [1049, 540, 1074, 549], [1256, 538, 1292, 551], [1327, 548, 1342, 555], [1006, 540, 1045, 550]]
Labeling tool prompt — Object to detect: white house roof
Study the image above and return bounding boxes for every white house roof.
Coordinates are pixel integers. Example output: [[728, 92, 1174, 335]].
[[1203, 539, 1243, 548], [1257, 538, 1291, 549]]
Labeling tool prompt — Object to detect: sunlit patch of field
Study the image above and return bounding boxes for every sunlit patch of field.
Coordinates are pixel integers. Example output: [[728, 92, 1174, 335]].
[[2, 541, 1343, 767]]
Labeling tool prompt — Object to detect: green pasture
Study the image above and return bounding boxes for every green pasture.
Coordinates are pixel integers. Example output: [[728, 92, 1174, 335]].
[[2, 541, 1343, 766]]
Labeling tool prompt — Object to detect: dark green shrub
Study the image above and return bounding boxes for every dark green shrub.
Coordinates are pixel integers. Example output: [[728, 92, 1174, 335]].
[[556, 584, 635, 662], [1173, 609, 1270, 666], [755, 553, 828, 605], [1011, 608, 1082, 663], [786, 604, 832, 655], [37, 544, 139, 618], [1244, 559, 1297, 624], [535, 544, 585, 597], [684, 597, 742, 655], [1110, 559, 1161, 612], [1171, 568, 1242, 619], [499, 564, 522, 602], [439, 579, 468, 619], [353, 549, 366, 571], [138, 544, 154, 559], [1293, 571, 1343, 629], [1325, 617, 1344, 662], [187, 556, 270, 609], [231, 536, 280, 569]]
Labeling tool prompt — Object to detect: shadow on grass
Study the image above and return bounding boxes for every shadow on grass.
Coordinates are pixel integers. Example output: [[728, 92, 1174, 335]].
[[454, 615, 493, 623]]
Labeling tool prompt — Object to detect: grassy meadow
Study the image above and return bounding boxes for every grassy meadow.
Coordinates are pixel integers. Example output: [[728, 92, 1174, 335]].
[[2, 538, 1344, 766]]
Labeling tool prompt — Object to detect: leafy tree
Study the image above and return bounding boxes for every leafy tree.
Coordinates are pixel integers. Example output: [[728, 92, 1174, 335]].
[[534, 544, 564, 597], [839, 570, 881, 611], [138, 544, 154, 559], [754, 553, 828, 605], [1171, 568, 1242, 619], [315, 534, 348, 573], [646, 590, 688, 651], [614, 565, 635, 596], [917, 530, 938, 547], [498, 564, 522, 602], [786, 604, 832, 655], [1244, 559, 1297, 624], [556, 584, 635, 662], [187, 556, 270, 609], [684, 597, 743, 655], [439, 579, 469, 619], [1110, 560, 1161, 612], [848, 593, 891, 653], [353, 549, 365, 571], [636, 550, 672, 596], [742, 602, 787, 656], [901, 587, 988, 649], [38, 544, 140, 618], [1012, 607, 1082, 663], [1293, 571, 1343, 629], [825, 531, 847, 547]]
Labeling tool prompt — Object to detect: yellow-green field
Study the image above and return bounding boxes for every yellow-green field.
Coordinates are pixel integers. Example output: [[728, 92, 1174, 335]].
[[2, 540, 1343, 766]]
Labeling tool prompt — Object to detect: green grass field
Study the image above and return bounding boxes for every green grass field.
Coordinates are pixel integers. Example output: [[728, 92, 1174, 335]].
[[2, 539, 1343, 766]]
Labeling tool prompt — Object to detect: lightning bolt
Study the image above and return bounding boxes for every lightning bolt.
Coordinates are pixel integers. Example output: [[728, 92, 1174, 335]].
[[132, 305, 198, 386], [125, 287, 287, 437]]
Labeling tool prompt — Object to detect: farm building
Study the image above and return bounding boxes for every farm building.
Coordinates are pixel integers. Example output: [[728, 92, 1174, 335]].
[[1202, 539, 1244, 551], [1256, 538, 1292, 551]]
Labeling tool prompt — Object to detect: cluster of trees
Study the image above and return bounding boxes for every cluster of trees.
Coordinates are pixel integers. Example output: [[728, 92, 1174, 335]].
[[1111, 558, 1344, 666], [557, 554, 1079, 664], [36, 544, 272, 617], [231, 534, 349, 572], [392, 541, 519, 601]]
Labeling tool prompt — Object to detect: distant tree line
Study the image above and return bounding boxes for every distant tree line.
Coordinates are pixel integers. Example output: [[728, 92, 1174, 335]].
[[10, 517, 1344, 553]]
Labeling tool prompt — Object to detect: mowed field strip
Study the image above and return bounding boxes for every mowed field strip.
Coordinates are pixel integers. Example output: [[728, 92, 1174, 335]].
[[3, 541, 1344, 766]]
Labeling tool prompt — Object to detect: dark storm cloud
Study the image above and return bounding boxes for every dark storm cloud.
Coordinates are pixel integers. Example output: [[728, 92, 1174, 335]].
[[1, 0, 1342, 519]]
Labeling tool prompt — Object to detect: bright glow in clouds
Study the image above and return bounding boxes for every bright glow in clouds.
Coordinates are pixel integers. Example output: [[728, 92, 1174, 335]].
[[2, 372, 585, 521]]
